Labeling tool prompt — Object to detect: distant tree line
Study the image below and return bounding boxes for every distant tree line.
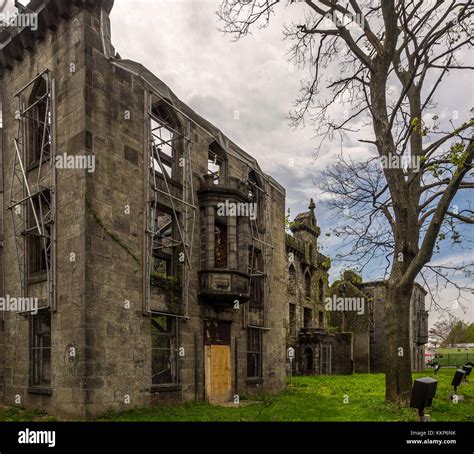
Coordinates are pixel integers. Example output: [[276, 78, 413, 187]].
[[429, 316, 474, 348]]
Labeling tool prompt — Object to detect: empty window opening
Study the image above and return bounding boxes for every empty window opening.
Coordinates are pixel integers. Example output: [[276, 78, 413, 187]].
[[208, 143, 226, 185], [318, 311, 324, 328], [248, 170, 264, 230], [249, 248, 264, 307], [319, 278, 324, 303], [26, 76, 51, 165], [150, 103, 180, 180], [151, 316, 179, 386], [304, 307, 312, 329], [288, 264, 296, 294], [30, 310, 51, 388], [27, 191, 52, 278], [214, 221, 228, 268], [247, 328, 262, 380], [304, 347, 314, 372], [152, 206, 177, 279]]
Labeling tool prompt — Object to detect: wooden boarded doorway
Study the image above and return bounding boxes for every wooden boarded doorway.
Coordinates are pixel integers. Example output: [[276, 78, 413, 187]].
[[204, 321, 232, 404]]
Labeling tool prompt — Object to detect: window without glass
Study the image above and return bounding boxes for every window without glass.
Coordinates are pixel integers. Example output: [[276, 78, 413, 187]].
[[318, 311, 324, 328], [247, 328, 262, 379], [214, 221, 228, 268], [28, 191, 52, 278], [27, 76, 51, 165], [303, 307, 312, 329], [208, 142, 226, 185], [150, 103, 179, 180], [288, 264, 296, 295], [208, 151, 223, 184], [30, 311, 51, 388], [249, 248, 264, 307], [248, 170, 264, 230], [151, 316, 178, 386], [151, 206, 176, 278], [319, 278, 324, 303]]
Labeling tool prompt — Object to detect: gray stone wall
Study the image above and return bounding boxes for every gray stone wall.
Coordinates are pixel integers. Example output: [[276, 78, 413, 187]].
[[328, 274, 370, 373], [0, 2, 287, 418], [332, 333, 353, 375], [1, 8, 89, 418]]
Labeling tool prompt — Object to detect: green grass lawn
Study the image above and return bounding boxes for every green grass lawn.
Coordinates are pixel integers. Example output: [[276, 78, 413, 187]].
[[0, 405, 56, 422], [99, 369, 473, 422], [1, 369, 472, 422]]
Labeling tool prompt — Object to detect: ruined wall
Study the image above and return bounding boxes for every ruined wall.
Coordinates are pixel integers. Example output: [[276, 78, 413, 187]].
[[74, 2, 287, 415], [0, 1, 287, 419], [81, 7, 150, 417], [328, 275, 370, 373], [286, 242, 327, 331], [332, 333, 353, 375], [1, 8, 89, 418], [365, 284, 385, 373]]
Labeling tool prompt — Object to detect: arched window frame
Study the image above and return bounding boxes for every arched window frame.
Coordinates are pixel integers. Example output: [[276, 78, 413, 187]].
[[318, 277, 324, 303], [150, 100, 182, 182], [288, 263, 296, 295], [26, 75, 51, 166], [248, 170, 265, 231], [208, 141, 227, 185]]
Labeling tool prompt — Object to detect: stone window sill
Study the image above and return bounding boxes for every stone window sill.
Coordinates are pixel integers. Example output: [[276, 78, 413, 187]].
[[28, 273, 47, 285], [28, 387, 52, 395], [150, 384, 181, 393], [246, 378, 263, 385]]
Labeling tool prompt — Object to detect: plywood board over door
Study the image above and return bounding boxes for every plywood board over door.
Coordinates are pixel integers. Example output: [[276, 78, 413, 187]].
[[204, 320, 232, 404]]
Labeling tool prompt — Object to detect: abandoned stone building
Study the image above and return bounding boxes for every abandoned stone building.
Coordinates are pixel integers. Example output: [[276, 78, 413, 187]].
[[286, 201, 353, 376], [0, 0, 288, 418], [329, 271, 429, 373]]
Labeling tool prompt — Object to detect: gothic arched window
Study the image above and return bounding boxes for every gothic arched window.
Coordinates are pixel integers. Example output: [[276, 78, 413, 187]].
[[150, 101, 181, 181], [208, 141, 227, 185]]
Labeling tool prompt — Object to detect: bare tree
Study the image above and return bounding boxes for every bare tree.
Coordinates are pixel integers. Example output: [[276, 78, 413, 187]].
[[429, 315, 462, 349], [320, 153, 474, 312], [218, 0, 474, 403]]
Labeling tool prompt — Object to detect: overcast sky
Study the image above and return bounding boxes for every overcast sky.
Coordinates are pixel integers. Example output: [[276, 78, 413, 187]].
[[3, 0, 473, 325]]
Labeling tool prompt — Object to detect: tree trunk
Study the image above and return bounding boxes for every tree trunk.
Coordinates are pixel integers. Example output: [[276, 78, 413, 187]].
[[384, 281, 413, 404]]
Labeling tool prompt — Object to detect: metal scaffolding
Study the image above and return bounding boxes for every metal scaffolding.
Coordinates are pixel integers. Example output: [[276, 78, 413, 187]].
[[7, 70, 55, 309], [112, 60, 280, 325], [247, 171, 274, 329], [145, 91, 197, 316]]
